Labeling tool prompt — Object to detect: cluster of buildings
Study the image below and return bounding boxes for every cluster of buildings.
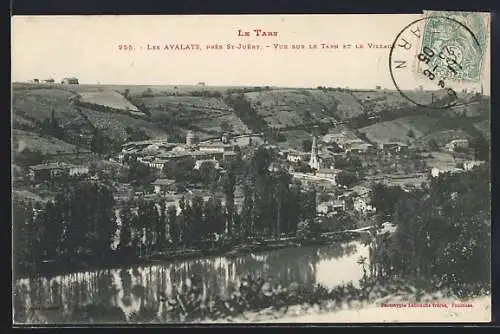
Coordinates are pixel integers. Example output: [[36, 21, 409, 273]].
[[29, 77, 79, 85], [117, 131, 258, 172], [446, 139, 469, 152], [317, 185, 376, 217], [28, 162, 89, 183], [430, 160, 485, 178]]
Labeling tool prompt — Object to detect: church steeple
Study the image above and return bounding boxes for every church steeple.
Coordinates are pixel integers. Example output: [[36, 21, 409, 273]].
[[309, 135, 320, 170]]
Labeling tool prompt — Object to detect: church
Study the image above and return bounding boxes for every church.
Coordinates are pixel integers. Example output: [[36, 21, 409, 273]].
[[308, 135, 334, 170]]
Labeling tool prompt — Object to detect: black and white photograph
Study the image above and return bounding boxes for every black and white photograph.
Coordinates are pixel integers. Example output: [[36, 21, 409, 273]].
[[11, 12, 491, 324]]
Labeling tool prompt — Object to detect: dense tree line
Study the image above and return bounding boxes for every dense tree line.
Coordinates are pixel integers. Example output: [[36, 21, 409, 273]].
[[13, 147, 316, 277], [223, 93, 268, 133], [13, 181, 117, 276], [369, 165, 490, 296]]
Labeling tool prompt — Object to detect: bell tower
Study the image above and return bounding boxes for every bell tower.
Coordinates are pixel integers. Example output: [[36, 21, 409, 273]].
[[309, 135, 320, 170]]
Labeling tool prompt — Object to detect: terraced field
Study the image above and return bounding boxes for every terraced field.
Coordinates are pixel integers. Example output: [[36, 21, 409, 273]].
[[192, 114, 250, 135], [244, 90, 340, 129], [78, 107, 167, 141], [358, 115, 448, 145], [11, 83, 490, 160], [415, 129, 475, 148], [136, 96, 232, 118], [78, 91, 142, 114], [12, 88, 78, 123], [12, 129, 82, 155]]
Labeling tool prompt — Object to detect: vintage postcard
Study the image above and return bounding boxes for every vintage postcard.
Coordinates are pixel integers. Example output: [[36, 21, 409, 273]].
[[11, 13, 491, 324]]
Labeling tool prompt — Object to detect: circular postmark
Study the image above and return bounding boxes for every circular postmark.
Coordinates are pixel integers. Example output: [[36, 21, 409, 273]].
[[389, 15, 485, 109]]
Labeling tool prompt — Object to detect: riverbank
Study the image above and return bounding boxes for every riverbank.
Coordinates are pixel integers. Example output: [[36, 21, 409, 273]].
[[16, 232, 363, 279], [200, 293, 491, 323]]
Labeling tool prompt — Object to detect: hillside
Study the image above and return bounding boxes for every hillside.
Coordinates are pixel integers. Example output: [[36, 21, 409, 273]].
[[11, 83, 490, 163], [243, 89, 345, 129], [134, 95, 250, 135], [358, 115, 446, 145], [78, 91, 144, 115], [357, 113, 490, 148], [12, 88, 78, 125], [12, 129, 86, 155]]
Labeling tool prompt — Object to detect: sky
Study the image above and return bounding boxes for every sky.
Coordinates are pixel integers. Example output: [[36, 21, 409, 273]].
[[11, 14, 490, 93]]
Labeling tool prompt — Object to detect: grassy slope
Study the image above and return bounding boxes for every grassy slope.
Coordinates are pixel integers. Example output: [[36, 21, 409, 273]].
[[358, 115, 446, 145], [12, 88, 77, 124], [12, 83, 490, 156], [79, 91, 141, 112], [12, 129, 82, 155], [135, 95, 250, 135]]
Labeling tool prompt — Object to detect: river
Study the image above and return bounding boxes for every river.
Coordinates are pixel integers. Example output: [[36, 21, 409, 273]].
[[13, 241, 369, 324]]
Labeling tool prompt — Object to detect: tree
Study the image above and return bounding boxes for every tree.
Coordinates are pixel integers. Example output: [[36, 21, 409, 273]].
[[167, 205, 179, 246], [220, 120, 233, 134], [470, 135, 490, 162], [126, 161, 156, 187], [15, 148, 45, 167], [118, 203, 134, 253], [273, 170, 292, 238], [156, 199, 167, 251], [91, 131, 114, 155], [407, 129, 415, 138], [370, 183, 406, 218], [13, 198, 36, 275], [178, 197, 193, 246], [203, 197, 217, 243], [125, 127, 150, 142], [141, 200, 159, 255], [337, 171, 359, 188], [302, 139, 313, 152], [370, 165, 490, 294], [296, 218, 322, 242], [198, 161, 218, 189], [191, 196, 204, 243], [336, 212, 357, 231], [240, 184, 254, 239], [222, 166, 236, 238], [300, 188, 317, 221], [94, 183, 117, 261], [164, 157, 196, 184], [428, 139, 440, 151]]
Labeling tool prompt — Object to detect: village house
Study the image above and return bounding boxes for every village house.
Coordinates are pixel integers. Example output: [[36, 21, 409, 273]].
[[378, 142, 408, 153], [43, 78, 55, 83], [151, 178, 176, 194], [317, 199, 346, 215], [194, 159, 220, 170], [223, 151, 238, 163], [29, 162, 89, 183], [345, 141, 375, 154], [447, 139, 469, 152], [283, 149, 310, 163], [353, 197, 376, 214], [331, 199, 346, 214], [314, 168, 341, 185], [145, 159, 169, 170], [198, 143, 234, 153], [463, 160, 485, 171], [61, 77, 79, 84], [431, 166, 464, 178]]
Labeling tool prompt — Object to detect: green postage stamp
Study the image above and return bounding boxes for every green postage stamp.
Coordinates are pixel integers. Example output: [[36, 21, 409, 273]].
[[417, 11, 489, 83]]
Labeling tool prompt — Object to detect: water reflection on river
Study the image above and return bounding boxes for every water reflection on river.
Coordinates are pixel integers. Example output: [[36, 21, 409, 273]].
[[13, 241, 368, 324]]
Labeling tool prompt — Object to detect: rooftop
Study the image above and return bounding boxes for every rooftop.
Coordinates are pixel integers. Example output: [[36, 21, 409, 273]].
[[29, 162, 86, 171], [152, 178, 176, 186], [316, 168, 342, 174]]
